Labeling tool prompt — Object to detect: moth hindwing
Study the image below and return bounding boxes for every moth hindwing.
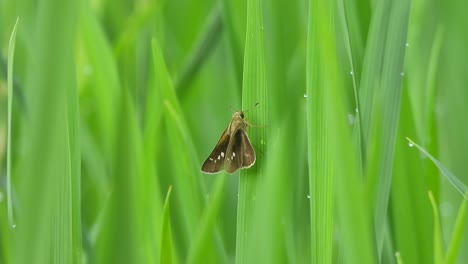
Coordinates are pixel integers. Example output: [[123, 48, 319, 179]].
[[201, 111, 256, 174]]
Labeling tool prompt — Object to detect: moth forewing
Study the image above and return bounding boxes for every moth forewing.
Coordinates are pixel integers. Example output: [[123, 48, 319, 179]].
[[201, 128, 230, 174]]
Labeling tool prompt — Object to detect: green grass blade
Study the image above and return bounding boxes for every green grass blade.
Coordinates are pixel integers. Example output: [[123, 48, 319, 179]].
[[445, 197, 467, 264], [95, 94, 137, 263], [7, 16, 19, 229], [357, 0, 391, 148], [428, 191, 444, 264], [221, 0, 247, 83], [391, 90, 433, 264], [187, 176, 227, 264], [152, 38, 215, 261], [306, 0, 334, 262], [77, 2, 120, 159], [174, 4, 223, 95], [307, 0, 376, 263], [235, 0, 267, 261], [160, 186, 176, 264], [15, 0, 81, 262], [422, 27, 444, 201], [362, 0, 411, 256], [113, 0, 165, 56]]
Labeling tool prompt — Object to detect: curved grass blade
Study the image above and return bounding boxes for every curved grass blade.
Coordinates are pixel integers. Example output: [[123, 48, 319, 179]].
[[174, 4, 223, 95], [160, 186, 175, 264], [7, 16, 19, 229], [428, 191, 444, 264], [406, 138, 468, 197], [152, 39, 230, 262]]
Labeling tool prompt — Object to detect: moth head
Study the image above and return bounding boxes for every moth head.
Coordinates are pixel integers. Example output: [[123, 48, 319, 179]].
[[232, 111, 244, 119]]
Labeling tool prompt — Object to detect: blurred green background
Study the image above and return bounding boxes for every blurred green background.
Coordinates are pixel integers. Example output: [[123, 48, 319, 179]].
[[1, 0, 468, 263]]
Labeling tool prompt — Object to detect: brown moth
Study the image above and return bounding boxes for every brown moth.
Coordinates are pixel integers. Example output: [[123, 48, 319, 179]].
[[201, 109, 256, 174]]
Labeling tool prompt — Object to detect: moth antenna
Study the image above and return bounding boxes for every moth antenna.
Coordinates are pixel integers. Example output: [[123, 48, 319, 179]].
[[243, 102, 259, 113]]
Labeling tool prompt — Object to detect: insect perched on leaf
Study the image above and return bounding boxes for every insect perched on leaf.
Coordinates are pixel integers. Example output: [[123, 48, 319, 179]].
[[201, 104, 258, 174]]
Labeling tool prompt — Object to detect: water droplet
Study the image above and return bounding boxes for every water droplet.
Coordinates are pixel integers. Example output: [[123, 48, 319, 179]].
[[355, 108, 359, 113], [400, 72, 405, 77], [395, 251, 401, 257], [405, 43, 410, 47], [307, 194, 311, 199], [304, 93, 308, 98], [12, 224, 16, 229], [260, 139, 266, 145], [350, 71, 354, 75], [408, 142, 414, 148]]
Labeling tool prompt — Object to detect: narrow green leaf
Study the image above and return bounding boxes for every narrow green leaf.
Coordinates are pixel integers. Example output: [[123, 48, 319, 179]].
[[235, 0, 267, 262], [445, 197, 467, 264], [95, 92, 139, 263], [422, 27, 444, 202], [187, 176, 228, 264], [152, 39, 215, 261], [7, 16, 19, 229], [78, 2, 121, 159], [406, 138, 468, 197], [428, 191, 444, 264], [174, 4, 223, 95], [361, 0, 411, 256], [160, 186, 175, 264], [391, 89, 433, 264], [221, 0, 247, 83], [114, 0, 165, 56]]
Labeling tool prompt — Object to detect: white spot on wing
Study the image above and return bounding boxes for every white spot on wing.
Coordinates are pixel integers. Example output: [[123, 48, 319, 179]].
[[221, 152, 225, 158], [209, 158, 213, 161], [233, 152, 236, 157], [218, 155, 221, 160]]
